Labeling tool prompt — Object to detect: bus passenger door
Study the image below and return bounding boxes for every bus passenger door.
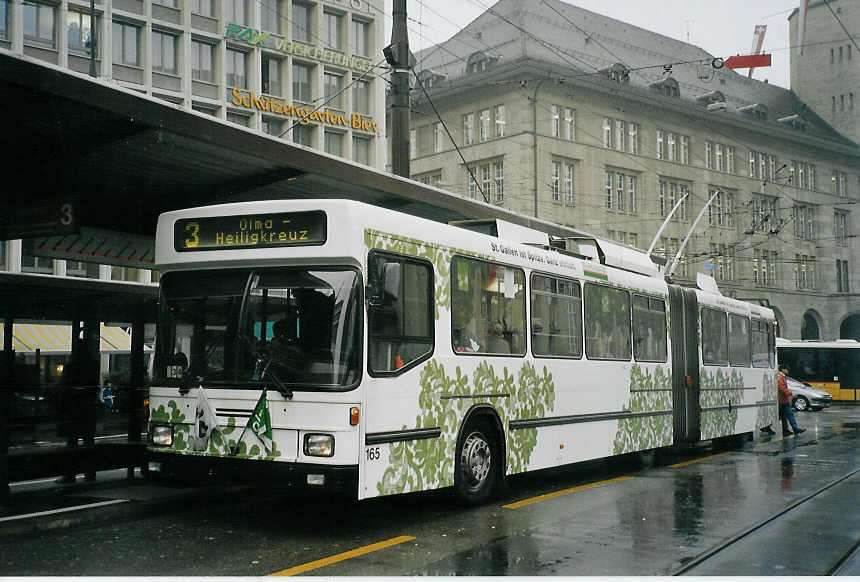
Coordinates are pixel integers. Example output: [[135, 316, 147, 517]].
[[669, 286, 701, 443]]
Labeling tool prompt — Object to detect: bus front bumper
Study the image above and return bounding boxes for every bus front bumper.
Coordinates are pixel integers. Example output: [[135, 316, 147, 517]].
[[145, 451, 358, 493]]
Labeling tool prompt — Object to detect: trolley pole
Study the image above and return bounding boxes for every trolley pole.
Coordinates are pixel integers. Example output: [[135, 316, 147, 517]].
[[386, 0, 410, 178]]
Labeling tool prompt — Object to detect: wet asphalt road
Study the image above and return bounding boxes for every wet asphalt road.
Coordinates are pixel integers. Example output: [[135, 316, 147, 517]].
[[1, 405, 857, 576]]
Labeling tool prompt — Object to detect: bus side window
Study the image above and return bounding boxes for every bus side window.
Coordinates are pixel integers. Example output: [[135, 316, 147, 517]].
[[367, 251, 434, 374]]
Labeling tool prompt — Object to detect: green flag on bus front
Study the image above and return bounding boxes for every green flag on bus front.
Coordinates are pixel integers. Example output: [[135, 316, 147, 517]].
[[249, 389, 273, 453]]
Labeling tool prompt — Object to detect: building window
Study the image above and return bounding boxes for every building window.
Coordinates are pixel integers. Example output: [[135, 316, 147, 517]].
[[152, 30, 178, 75], [564, 162, 574, 205], [352, 19, 369, 56], [260, 0, 281, 33], [680, 135, 689, 164], [834, 210, 849, 246], [494, 104, 506, 138], [564, 108, 575, 140], [463, 113, 474, 145], [292, 62, 312, 102], [1, 0, 9, 40], [551, 105, 560, 138], [479, 108, 490, 142], [705, 140, 733, 173], [323, 11, 342, 51], [262, 54, 282, 95], [551, 160, 561, 202], [614, 119, 626, 152], [836, 259, 850, 293], [751, 195, 777, 233], [324, 130, 343, 157], [191, 0, 214, 17], [225, 0, 246, 25], [656, 129, 663, 159], [68, 11, 94, 56], [23, 1, 55, 47], [753, 249, 778, 286], [352, 78, 369, 114], [794, 255, 816, 290], [627, 123, 639, 154], [192, 103, 218, 116], [226, 48, 247, 88], [832, 170, 848, 197], [494, 162, 504, 203], [191, 40, 215, 83], [468, 167, 477, 199], [292, 1, 311, 43], [666, 132, 676, 162], [604, 169, 636, 214], [481, 164, 491, 199], [226, 112, 249, 126], [262, 117, 283, 137], [707, 188, 734, 227], [112, 21, 139, 66], [709, 243, 735, 281], [794, 203, 816, 240], [659, 179, 689, 221], [353, 136, 370, 165], [323, 71, 344, 109], [434, 122, 444, 153], [293, 124, 312, 146], [602, 117, 611, 148]]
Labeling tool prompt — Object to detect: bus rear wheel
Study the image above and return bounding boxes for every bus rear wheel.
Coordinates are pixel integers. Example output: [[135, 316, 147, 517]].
[[455, 420, 498, 503]]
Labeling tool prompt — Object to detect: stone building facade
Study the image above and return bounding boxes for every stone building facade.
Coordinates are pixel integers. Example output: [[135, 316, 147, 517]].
[[790, 0, 860, 145], [405, 0, 860, 340]]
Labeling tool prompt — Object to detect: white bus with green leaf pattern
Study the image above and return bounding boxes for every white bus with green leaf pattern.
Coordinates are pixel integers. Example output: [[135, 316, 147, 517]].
[[147, 199, 779, 501]]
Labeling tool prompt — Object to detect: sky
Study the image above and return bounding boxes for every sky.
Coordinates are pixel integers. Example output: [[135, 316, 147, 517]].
[[383, 0, 803, 89]]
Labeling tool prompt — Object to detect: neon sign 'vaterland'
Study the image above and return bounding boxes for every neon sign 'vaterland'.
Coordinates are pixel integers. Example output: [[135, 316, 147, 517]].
[[224, 24, 374, 73]]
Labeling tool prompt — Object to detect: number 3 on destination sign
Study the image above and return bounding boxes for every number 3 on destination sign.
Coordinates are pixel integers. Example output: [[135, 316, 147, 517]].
[[184, 221, 200, 248]]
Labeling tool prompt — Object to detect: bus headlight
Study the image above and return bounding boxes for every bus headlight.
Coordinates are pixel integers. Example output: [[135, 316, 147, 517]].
[[304, 433, 334, 457], [150, 424, 173, 446]]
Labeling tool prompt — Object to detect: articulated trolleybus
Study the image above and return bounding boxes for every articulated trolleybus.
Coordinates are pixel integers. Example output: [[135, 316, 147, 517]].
[[147, 199, 778, 502]]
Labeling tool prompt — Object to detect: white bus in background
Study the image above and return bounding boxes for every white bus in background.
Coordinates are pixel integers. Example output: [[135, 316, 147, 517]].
[[146, 199, 778, 502]]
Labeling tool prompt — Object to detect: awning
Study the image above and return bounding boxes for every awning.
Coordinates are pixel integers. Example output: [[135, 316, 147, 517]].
[[0, 323, 148, 354]]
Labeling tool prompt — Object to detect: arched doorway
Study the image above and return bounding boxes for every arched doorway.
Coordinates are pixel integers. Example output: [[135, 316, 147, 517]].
[[801, 310, 820, 340], [840, 314, 860, 340]]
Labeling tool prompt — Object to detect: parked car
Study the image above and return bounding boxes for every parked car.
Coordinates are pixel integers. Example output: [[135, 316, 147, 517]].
[[787, 376, 833, 411]]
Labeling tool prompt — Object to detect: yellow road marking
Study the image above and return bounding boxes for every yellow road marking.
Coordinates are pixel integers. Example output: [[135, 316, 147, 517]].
[[269, 535, 415, 576], [503, 475, 631, 509], [753, 436, 791, 447], [670, 451, 731, 468]]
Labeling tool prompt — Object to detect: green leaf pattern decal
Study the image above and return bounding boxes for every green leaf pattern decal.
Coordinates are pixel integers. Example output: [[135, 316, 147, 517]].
[[376, 360, 555, 496], [698, 368, 744, 440], [612, 364, 673, 455], [755, 370, 779, 430], [148, 398, 283, 461]]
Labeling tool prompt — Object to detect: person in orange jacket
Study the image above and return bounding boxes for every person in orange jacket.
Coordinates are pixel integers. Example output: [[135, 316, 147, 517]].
[[778, 366, 806, 437]]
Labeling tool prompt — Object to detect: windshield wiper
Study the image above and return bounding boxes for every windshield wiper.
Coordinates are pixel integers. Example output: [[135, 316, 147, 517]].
[[240, 333, 294, 400]]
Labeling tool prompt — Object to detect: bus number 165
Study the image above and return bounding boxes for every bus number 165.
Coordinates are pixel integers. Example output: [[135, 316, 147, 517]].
[[365, 447, 381, 461]]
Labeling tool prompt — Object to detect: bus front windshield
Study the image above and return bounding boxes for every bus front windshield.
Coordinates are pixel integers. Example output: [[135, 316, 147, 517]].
[[155, 267, 362, 390]]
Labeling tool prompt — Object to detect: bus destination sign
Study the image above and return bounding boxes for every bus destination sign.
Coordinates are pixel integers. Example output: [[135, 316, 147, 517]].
[[174, 211, 327, 251]]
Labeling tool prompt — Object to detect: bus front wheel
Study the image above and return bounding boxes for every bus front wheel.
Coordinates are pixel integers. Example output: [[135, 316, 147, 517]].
[[455, 420, 498, 504]]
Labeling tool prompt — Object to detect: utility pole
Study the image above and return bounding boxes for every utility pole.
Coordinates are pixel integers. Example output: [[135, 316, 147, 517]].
[[385, 0, 411, 178]]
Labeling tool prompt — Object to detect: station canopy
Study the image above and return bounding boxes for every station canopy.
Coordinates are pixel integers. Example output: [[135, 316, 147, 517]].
[[0, 323, 151, 355]]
